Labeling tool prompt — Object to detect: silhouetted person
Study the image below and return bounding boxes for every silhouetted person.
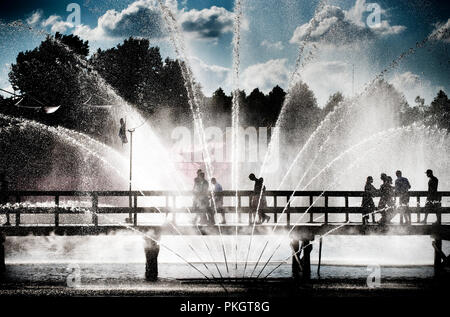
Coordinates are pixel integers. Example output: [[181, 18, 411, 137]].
[[193, 169, 202, 185], [211, 178, 225, 224], [0, 174, 10, 226], [422, 169, 441, 224], [192, 169, 202, 207], [378, 174, 395, 224], [119, 118, 128, 146], [395, 170, 411, 225], [249, 173, 270, 224], [362, 176, 377, 224], [193, 172, 210, 225], [193, 173, 201, 223]]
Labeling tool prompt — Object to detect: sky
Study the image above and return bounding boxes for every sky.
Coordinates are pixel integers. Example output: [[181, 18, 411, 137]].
[[0, 0, 449, 106]]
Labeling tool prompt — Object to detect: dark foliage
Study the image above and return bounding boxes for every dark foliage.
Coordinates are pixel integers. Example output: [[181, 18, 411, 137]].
[[2, 34, 449, 146]]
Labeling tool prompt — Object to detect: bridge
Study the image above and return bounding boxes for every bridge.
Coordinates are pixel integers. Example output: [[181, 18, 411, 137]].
[[1, 190, 450, 281]]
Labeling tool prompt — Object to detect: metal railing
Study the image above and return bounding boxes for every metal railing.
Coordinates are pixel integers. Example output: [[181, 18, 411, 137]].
[[1, 190, 449, 227]]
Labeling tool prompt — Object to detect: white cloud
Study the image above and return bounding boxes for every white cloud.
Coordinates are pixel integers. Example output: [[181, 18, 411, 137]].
[[179, 6, 235, 40], [41, 15, 73, 33], [41, 15, 59, 27], [390, 71, 437, 105], [290, 0, 405, 46], [390, 71, 421, 90], [73, 24, 105, 41], [240, 59, 289, 94], [26, 11, 42, 26], [347, 0, 405, 36], [260, 40, 284, 51], [74, 0, 166, 41], [370, 21, 406, 36], [429, 18, 450, 43], [73, 1, 239, 42], [301, 61, 354, 106], [190, 57, 231, 96]]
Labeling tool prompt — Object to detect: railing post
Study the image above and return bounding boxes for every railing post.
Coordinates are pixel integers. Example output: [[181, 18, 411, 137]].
[[286, 195, 291, 226], [15, 195, 21, 226], [172, 195, 176, 225], [238, 195, 241, 223], [437, 202, 442, 225], [92, 193, 98, 227], [434, 239, 443, 276], [324, 196, 329, 224], [274, 195, 278, 224], [309, 196, 314, 223], [54, 195, 60, 227], [345, 196, 349, 223], [165, 195, 169, 219], [416, 196, 421, 223], [133, 195, 138, 226], [144, 232, 161, 281]]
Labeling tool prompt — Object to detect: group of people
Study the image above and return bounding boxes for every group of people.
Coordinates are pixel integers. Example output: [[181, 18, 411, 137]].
[[192, 169, 225, 225], [362, 169, 441, 225], [192, 170, 270, 225], [0, 168, 443, 226]]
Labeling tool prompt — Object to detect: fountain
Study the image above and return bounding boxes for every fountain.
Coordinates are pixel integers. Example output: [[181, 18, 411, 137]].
[[0, 0, 449, 284]]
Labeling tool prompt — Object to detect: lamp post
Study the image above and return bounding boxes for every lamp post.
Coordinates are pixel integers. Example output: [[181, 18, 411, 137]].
[[119, 116, 148, 224], [127, 128, 135, 223]]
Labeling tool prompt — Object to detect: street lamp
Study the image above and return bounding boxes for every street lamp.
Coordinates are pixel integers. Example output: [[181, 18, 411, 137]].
[[119, 116, 148, 224], [126, 128, 135, 223]]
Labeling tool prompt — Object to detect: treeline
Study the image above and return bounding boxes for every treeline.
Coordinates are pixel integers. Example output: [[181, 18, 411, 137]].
[[401, 92, 450, 131], [0, 33, 449, 146], [0, 34, 191, 142]]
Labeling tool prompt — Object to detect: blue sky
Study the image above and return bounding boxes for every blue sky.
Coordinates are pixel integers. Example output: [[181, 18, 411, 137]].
[[0, 0, 449, 106]]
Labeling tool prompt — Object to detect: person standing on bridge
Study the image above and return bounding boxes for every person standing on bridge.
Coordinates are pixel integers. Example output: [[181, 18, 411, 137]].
[[193, 172, 210, 225], [211, 178, 225, 224], [192, 170, 202, 210], [362, 176, 377, 225], [422, 169, 441, 224], [193, 170, 202, 224], [378, 174, 395, 224], [249, 174, 270, 224], [395, 170, 411, 225]]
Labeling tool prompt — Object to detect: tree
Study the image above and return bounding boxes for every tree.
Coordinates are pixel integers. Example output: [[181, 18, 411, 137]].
[[91, 38, 193, 127], [55, 32, 89, 56], [91, 37, 164, 115], [159, 58, 191, 125], [399, 95, 425, 126], [211, 88, 232, 113], [281, 81, 321, 145], [245, 88, 268, 127], [266, 85, 286, 126], [8, 32, 92, 131], [429, 90, 450, 130], [323, 91, 344, 115], [205, 88, 232, 127]]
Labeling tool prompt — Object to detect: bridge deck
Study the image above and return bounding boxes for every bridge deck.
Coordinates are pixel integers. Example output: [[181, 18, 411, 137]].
[[1, 223, 450, 239], [2, 190, 449, 282]]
